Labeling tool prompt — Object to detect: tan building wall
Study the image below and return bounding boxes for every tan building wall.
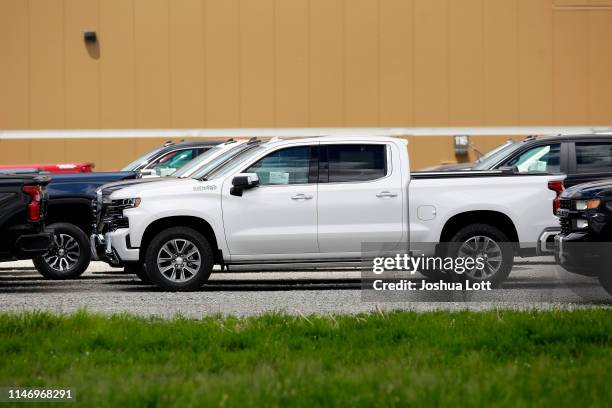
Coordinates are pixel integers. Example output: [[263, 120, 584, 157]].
[[1, 0, 612, 170]]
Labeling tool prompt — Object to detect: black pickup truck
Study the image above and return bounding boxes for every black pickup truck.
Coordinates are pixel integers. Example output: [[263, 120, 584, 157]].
[[554, 178, 612, 296], [0, 174, 52, 262]]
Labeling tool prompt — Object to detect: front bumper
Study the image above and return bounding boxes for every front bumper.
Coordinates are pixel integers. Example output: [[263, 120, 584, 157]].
[[90, 228, 139, 266], [554, 233, 611, 277]]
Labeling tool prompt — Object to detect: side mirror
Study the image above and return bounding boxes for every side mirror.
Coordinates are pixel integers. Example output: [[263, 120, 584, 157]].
[[230, 173, 260, 196]]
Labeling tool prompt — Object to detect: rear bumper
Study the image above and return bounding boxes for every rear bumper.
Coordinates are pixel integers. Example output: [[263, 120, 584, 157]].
[[536, 228, 561, 256], [14, 230, 53, 257]]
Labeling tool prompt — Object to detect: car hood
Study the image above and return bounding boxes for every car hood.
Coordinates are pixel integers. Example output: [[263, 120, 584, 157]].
[[110, 177, 217, 200], [99, 176, 174, 193], [561, 178, 612, 200], [49, 171, 137, 184]]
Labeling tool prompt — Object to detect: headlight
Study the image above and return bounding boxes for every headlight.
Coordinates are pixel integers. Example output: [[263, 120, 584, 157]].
[[575, 199, 601, 210], [575, 219, 589, 230], [116, 198, 141, 209]]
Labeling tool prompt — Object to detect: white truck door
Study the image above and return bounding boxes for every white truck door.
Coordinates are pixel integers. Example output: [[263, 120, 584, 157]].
[[317, 143, 404, 255], [221, 145, 319, 258]]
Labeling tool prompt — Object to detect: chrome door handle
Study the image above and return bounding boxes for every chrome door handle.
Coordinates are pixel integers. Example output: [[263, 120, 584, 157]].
[[291, 194, 313, 200], [376, 191, 397, 198]]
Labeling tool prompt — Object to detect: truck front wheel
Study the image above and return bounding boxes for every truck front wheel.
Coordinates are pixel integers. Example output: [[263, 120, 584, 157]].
[[33, 223, 91, 279], [144, 227, 214, 291], [445, 224, 514, 288]]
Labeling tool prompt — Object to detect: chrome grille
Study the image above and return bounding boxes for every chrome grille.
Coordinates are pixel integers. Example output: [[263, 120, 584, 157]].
[[560, 217, 571, 235]]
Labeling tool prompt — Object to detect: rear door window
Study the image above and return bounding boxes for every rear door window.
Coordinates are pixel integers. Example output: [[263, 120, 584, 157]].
[[323, 144, 387, 182]]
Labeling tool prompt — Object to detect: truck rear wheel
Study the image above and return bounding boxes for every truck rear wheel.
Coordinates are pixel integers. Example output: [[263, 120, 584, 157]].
[[445, 224, 514, 288], [33, 223, 91, 279], [144, 227, 213, 291]]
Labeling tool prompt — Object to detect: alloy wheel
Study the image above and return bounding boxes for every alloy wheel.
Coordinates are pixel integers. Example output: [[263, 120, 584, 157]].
[[44, 233, 81, 272], [457, 235, 503, 280], [156, 239, 202, 283]]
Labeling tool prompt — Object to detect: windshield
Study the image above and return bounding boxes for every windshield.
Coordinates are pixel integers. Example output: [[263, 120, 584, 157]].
[[195, 144, 267, 180], [172, 145, 230, 178], [472, 140, 524, 170], [121, 146, 165, 171]]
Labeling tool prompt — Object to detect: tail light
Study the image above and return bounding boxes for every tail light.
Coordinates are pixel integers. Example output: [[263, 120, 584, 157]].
[[22, 185, 42, 222], [548, 180, 564, 215]]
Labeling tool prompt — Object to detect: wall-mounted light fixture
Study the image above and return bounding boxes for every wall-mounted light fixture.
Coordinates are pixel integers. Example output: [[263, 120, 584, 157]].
[[453, 135, 470, 156], [83, 31, 97, 44]]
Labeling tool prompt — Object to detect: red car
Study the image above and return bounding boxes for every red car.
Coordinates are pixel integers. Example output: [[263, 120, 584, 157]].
[[0, 163, 94, 174]]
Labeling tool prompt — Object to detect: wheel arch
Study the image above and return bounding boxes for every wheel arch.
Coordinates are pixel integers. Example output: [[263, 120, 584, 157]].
[[439, 210, 519, 244], [139, 216, 221, 264], [46, 199, 93, 235]]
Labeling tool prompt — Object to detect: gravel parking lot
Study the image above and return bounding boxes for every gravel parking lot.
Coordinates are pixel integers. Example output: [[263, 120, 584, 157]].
[[0, 259, 610, 317]]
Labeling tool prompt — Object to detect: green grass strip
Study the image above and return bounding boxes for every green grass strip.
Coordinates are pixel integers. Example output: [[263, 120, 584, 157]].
[[0, 309, 611, 407]]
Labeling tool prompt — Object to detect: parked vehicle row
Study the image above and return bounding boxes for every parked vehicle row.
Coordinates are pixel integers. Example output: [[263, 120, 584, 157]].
[[3, 134, 612, 297]]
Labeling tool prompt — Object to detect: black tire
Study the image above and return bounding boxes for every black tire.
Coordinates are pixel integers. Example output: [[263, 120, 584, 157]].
[[599, 273, 612, 297], [33, 222, 91, 279], [123, 262, 151, 284], [445, 224, 514, 288], [144, 227, 213, 291]]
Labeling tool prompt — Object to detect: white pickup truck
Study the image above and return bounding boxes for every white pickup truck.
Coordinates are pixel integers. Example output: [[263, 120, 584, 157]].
[[92, 136, 565, 290]]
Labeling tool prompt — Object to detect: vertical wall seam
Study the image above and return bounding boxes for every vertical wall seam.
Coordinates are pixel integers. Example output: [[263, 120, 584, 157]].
[[26, 0, 31, 130], [97, 0, 101, 129], [306, 0, 311, 126], [551, 2, 556, 124], [586, 10, 591, 124], [168, 0, 172, 127], [62, 0, 67, 129], [516, 0, 521, 124], [341, 0, 346, 125], [376, 0, 381, 126], [411, 0, 415, 126], [273, 0, 277, 127], [446, 0, 450, 127], [202, 0, 207, 127], [481, 0, 485, 125], [237, 0, 242, 126], [132, 0, 137, 127]]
